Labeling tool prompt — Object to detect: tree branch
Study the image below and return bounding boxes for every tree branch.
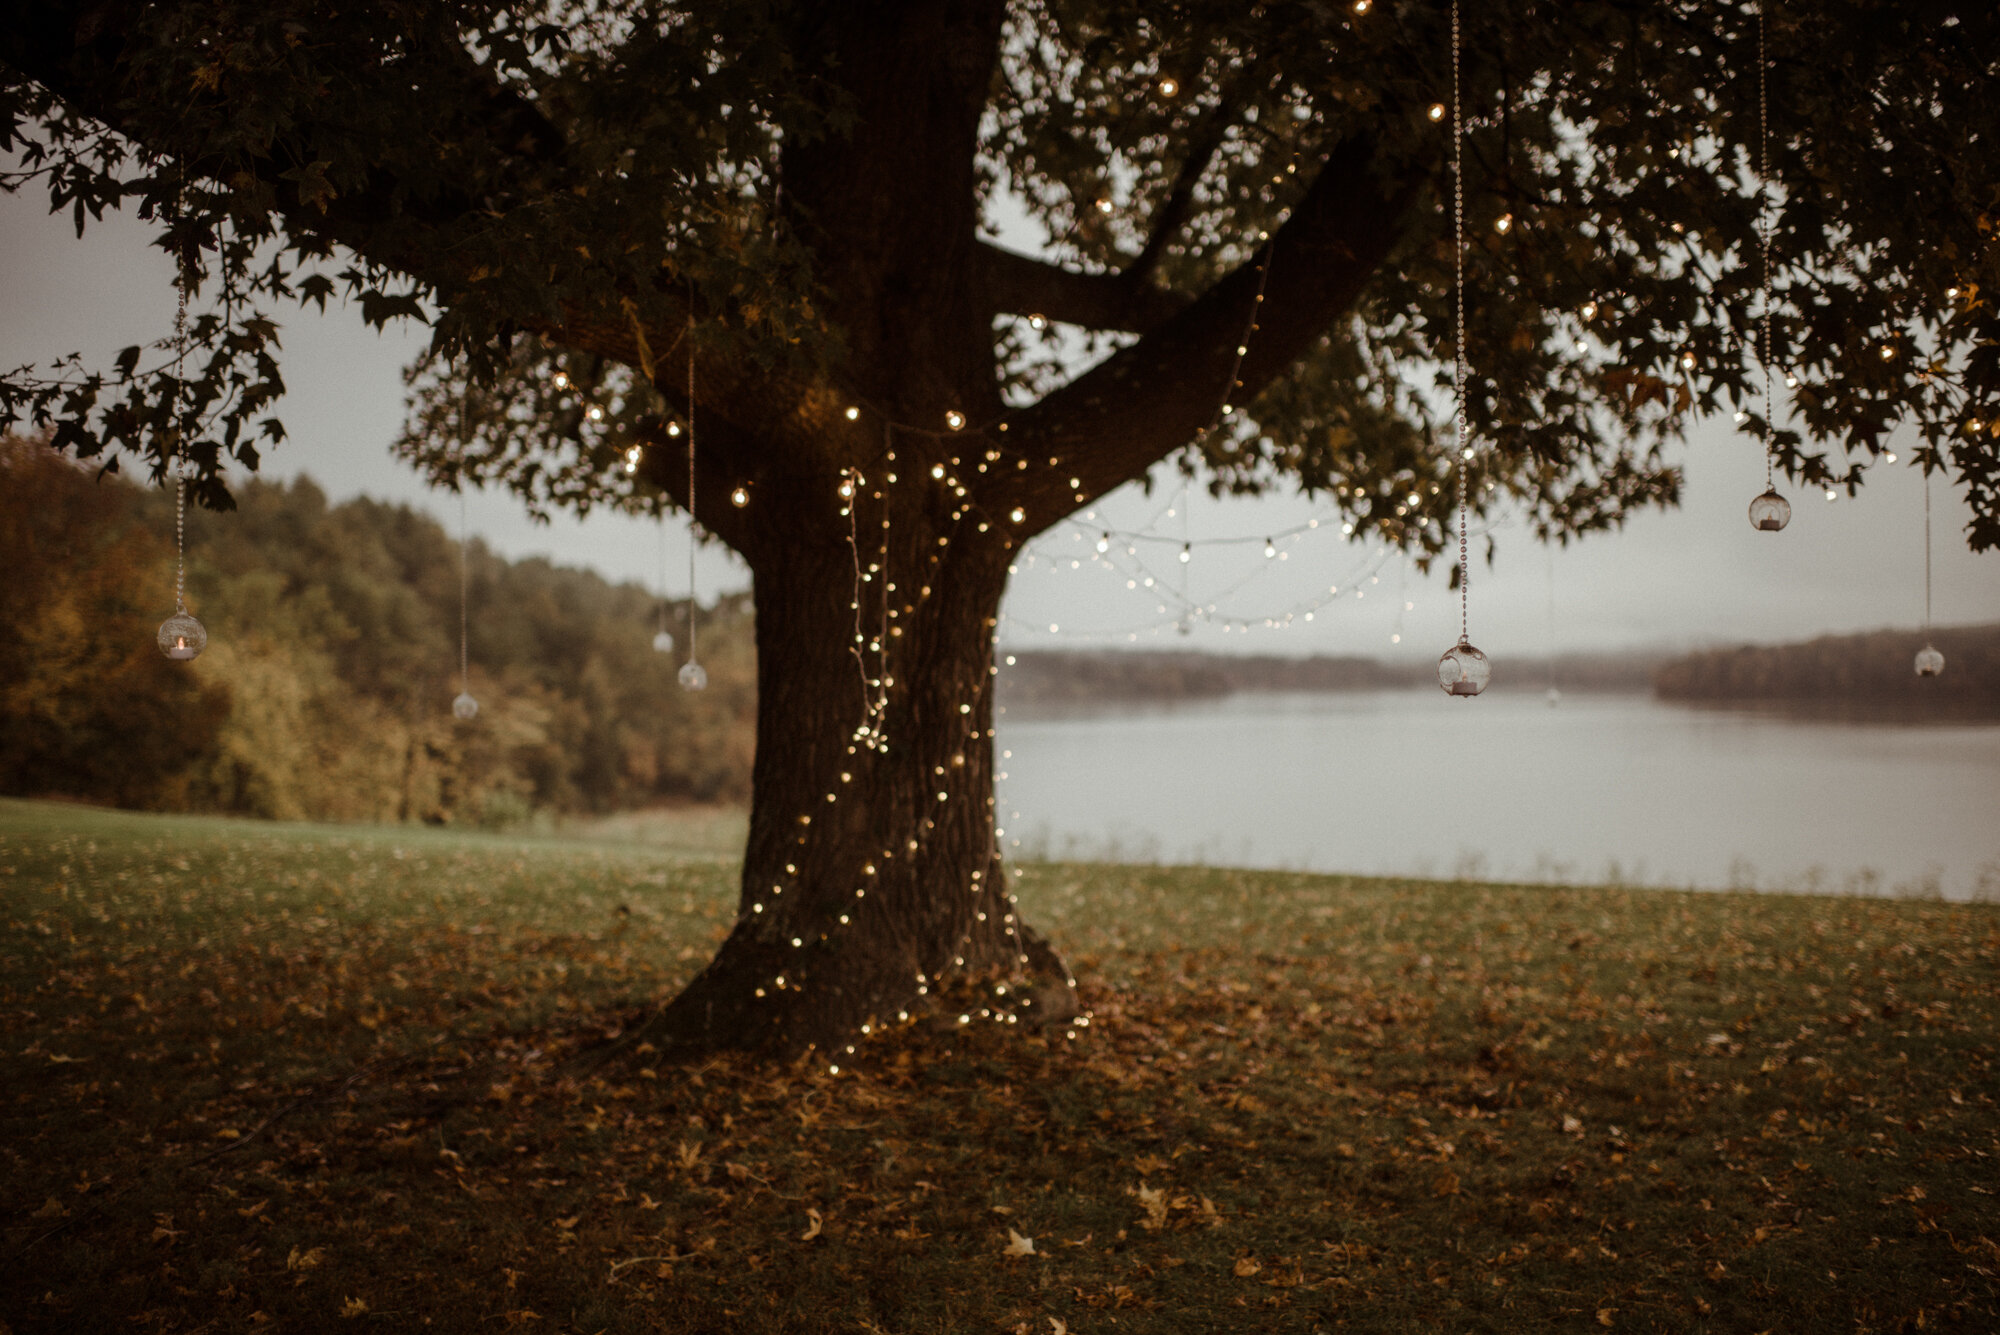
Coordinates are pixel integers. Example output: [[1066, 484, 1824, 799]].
[[979, 242, 1188, 333], [999, 133, 1422, 526]]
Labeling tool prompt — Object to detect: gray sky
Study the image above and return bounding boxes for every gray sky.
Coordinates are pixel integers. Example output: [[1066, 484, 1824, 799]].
[[5, 184, 1996, 661]]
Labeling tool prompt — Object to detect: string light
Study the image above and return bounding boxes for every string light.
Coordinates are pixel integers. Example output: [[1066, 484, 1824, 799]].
[[1916, 467, 1945, 677], [731, 485, 749, 507], [1158, 77, 1179, 97], [451, 386, 478, 720], [156, 204, 207, 662], [1748, 4, 1791, 534], [679, 315, 707, 691], [1437, 0, 1490, 699]]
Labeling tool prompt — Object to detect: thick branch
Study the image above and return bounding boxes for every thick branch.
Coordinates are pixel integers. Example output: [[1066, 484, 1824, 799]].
[[979, 242, 1189, 333], [1001, 133, 1420, 525], [1124, 60, 1264, 289]]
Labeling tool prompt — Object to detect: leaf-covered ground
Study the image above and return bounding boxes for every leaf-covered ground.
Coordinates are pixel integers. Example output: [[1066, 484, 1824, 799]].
[[3, 797, 1997, 1333]]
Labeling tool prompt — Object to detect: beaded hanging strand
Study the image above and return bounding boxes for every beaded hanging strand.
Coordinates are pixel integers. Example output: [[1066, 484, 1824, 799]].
[[1748, 2, 1792, 532], [451, 388, 480, 720], [1436, 0, 1490, 697], [679, 314, 707, 691], [157, 191, 208, 661], [1915, 468, 1944, 676]]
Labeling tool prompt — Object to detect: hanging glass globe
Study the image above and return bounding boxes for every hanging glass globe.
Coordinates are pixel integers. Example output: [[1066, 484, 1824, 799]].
[[1747, 489, 1792, 532], [157, 609, 207, 661], [652, 629, 675, 654], [1914, 644, 1945, 678], [678, 661, 708, 691], [452, 691, 480, 720], [1437, 637, 1491, 697]]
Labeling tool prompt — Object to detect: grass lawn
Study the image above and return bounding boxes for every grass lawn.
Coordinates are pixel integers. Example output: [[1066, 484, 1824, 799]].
[[3, 796, 1998, 1333]]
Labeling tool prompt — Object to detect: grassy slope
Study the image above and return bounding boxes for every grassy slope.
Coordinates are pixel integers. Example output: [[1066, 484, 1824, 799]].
[[2, 798, 1997, 1333]]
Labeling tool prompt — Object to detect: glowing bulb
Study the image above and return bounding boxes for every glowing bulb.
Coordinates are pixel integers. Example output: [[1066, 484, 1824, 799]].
[[1494, 214, 1513, 234], [1353, 0, 1371, 11], [1946, 286, 1959, 300], [1096, 533, 1110, 554], [553, 371, 570, 390], [1158, 77, 1178, 97], [1427, 103, 1445, 122], [1095, 198, 1114, 215], [1581, 301, 1598, 320], [587, 405, 604, 422], [730, 486, 749, 507], [945, 410, 966, 430], [838, 479, 855, 498], [1009, 506, 1025, 524], [1879, 343, 1897, 361], [1734, 411, 1748, 424], [1575, 339, 1588, 353], [1681, 352, 1697, 371], [1264, 539, 1276, 558], [844, 405, 860, 421], [1027, 313, 1048, 331], [1825, 487, 1839, 502], [1885, 451, 1898, 464], [452, 691, 479, 720], [679, 661, 707, 690], [667, 421, 682, 436], [158, 610, 207, 660], [1179, 544, 1191, 564], [931, 463, 946, 479], [1785, 373, 1798, 389]]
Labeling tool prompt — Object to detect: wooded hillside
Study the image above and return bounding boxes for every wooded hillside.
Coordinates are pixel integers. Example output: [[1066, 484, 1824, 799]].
[[0, 437, 756, 823], [1655, 625, 2000, 715]]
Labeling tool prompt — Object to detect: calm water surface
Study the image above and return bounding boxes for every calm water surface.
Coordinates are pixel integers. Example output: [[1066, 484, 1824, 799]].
[[994, 690, 2000, 899]]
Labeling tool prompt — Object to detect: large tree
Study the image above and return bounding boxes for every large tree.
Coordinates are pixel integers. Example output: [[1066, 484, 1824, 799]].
[[4, 0, 1996, 1059]]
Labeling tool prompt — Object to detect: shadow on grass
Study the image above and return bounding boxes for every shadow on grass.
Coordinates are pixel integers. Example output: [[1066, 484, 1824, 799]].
[[3, 800, 1998, 1332]]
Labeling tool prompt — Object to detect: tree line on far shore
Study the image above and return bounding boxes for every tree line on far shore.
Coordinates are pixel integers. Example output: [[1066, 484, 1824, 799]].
[[0, 436, 756, 824]]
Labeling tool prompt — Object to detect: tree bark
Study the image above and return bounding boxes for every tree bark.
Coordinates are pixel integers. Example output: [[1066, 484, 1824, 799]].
[[642, 461, 1074, 1061]]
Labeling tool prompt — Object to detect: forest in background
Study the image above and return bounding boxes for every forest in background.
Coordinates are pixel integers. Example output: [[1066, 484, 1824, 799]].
[[0, 436, 756, 825], [1655, 624, 2000, 714]]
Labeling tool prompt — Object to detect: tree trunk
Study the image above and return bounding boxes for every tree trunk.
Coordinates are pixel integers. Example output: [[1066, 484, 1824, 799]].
[[645, 467, 1075, 1061]]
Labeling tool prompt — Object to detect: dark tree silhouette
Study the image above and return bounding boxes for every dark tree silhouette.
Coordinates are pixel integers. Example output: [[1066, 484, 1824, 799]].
[[4, 0, 1996, 1058]]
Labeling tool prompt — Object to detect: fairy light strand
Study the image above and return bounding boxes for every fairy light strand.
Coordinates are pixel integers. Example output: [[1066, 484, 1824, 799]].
[[1451, 0, 1471, 642], [1760, 2, 1774, 491], [685, 317, 700, 676]]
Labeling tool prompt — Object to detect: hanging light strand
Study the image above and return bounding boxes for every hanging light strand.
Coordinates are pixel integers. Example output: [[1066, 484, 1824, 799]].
[[1435, 0, 1490, 696], [680, 315, 707, 691], [450, 391, 479, 720], [156, 188, 208, 662], [1452, 0, 1470, 644], [1760, 2, 1773, 493]]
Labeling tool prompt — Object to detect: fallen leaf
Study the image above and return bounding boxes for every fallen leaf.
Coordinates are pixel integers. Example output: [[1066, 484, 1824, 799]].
[[1135, 1183, 1168, 1231], [340, 1297, 369, 1318], [553, 1216, 580, 1231], [801, 1207, 823, 1242], [1234, 1256, 1263, 1278], [1004, 1228, 1035, 1258], [1562, 1114, 1584, 1135], [31, 1196, 66, 1219], [286, 1245, 325, 1271], [1597, 1308, 1616, 1326], [1048, 1320, 1067, 1335]]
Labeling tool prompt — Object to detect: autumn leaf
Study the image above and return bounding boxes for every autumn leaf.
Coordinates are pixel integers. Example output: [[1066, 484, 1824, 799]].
[[1004, 1228, 1035, 1258], [1234, 1256, 1263, 1278], [286, 1245, 325, 1271], [1562, 1114, 1584, 1135], [340, 1297, 368, 1318], [1597, 1308, 1616, 1326], [31, 1196, 66, 1219], [1134, 1183, 1168, 1231], [801, 1207, 823, 1242]]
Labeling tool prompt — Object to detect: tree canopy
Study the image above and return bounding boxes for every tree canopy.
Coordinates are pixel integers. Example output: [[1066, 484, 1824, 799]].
[[6, 0, 1999, 1057], [4, 0, 1996, 550]]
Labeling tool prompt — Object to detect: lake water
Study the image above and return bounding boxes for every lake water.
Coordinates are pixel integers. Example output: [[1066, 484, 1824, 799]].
[[993, 689, 2000, 900]]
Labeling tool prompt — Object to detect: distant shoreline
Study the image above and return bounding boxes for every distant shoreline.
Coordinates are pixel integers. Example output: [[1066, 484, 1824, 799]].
[[996, 625, 2000, 717]]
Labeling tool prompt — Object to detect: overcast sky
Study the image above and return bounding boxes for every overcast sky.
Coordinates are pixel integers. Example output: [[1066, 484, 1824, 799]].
[[5, 183, 1995, 663]]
